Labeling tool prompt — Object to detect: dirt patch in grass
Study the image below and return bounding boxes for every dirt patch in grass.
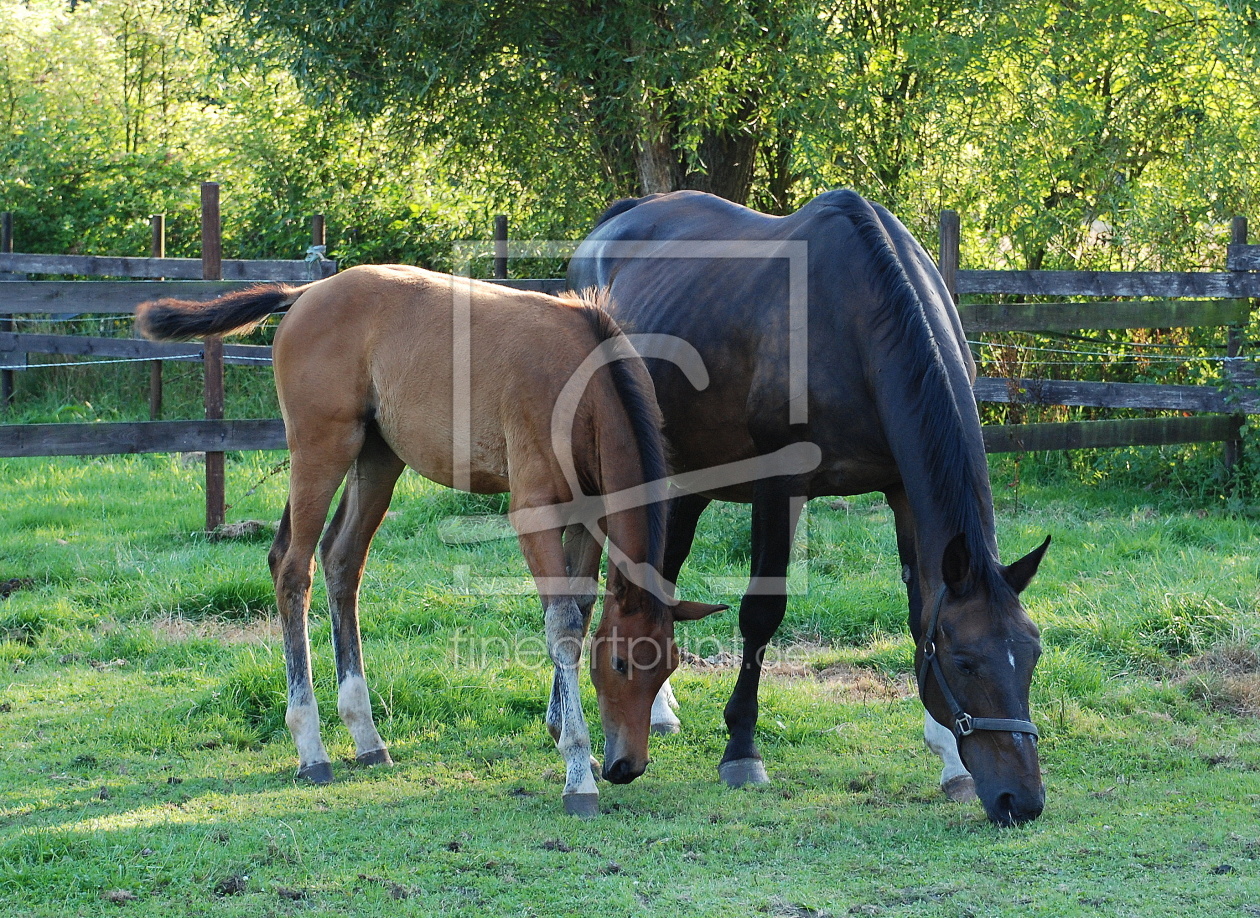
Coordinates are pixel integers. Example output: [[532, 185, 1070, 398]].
[[681, 648, 913, 702], [1180, 644, 1260, 717], [153, 613, 279, 645]]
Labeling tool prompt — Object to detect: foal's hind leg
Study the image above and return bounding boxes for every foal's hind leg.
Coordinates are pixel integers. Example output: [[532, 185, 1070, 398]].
[[319, 425, 405, 767], [270, 444, 361, 784]]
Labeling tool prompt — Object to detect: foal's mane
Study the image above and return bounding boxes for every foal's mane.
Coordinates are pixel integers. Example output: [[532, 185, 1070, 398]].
[[828, 191, 1008, 597], [564, 291, 669, 611]]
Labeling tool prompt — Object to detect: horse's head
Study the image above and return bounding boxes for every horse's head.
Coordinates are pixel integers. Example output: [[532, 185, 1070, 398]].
[[590, 567, 725, 784], [916, 533, 1051, 827]]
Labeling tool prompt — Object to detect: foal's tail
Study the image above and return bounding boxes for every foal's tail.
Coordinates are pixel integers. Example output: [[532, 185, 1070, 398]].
[[135, 283, 313, 341]]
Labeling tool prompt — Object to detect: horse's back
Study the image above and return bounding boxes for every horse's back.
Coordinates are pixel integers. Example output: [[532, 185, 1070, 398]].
[[569, 190, 967, 499]]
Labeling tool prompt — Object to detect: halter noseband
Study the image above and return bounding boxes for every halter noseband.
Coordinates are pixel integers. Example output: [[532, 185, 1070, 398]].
[[916, 585, 1039, 740]]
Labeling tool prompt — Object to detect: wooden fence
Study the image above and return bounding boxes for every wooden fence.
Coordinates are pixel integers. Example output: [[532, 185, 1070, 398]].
[[1, 206, 1257, 530], [938, 211, 1257, 456], [0, 183, 334, 529]]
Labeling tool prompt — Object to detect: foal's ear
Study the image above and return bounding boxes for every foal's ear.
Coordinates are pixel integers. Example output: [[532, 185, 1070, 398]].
[[941, 533, 973, 597], [1003, 535, 1051, 594], [671, 601, 728, 622]]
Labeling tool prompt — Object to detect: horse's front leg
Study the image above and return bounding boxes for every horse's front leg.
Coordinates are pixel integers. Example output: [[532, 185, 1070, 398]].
[[518, 525, 600, 817], [886, 485, 975, 801], [719, 477, 805, 788], [924, 712, 976, 801]]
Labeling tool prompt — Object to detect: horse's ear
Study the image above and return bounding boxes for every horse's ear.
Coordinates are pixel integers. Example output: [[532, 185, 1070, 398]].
[[671, 601, 728, 622], [941, 533, 973, 597], [1003, 535, 1051, 594]]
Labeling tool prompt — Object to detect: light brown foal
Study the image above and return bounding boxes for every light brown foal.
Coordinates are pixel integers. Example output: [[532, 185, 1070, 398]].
[[138, 265, 722, 816]]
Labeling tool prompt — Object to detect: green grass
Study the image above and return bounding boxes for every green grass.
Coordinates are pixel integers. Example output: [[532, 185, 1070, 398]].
[[0, 452, 1258, 916]]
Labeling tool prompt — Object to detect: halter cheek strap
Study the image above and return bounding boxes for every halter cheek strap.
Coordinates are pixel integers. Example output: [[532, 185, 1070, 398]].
[[916, 586, 1040, 740]]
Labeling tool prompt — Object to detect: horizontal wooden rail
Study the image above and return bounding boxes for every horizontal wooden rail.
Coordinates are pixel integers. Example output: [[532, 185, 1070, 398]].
[[956, 269, 1260, 299], [1, 414, 1241, 460], [973, 377, 1258, 414], [0, 281, 260, 314], [0, 419, 287, 457], [958, 299, 1251, 332], [0, 252, 335, 281], [0, 332, 271, 366], [486, 278, 570, 295], [982, 415, 1242, 453]]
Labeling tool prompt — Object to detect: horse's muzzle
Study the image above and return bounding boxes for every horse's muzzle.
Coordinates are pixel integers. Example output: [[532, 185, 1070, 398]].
[[986, 786, 1045, 827]]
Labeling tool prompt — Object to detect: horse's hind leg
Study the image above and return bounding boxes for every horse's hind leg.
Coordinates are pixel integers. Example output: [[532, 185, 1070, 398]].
[[651, 492, 712, 735], [269, 444, 361, 784], [319, 424, 405, 766]]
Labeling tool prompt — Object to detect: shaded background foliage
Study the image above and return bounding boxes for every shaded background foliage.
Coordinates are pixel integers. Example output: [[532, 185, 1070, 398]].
[[1, 0, 1259, 496], [3, 0, 1257, 269]]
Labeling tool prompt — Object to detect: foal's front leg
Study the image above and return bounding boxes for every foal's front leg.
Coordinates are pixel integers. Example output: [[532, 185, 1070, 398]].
[[518, 527, 600, 817]]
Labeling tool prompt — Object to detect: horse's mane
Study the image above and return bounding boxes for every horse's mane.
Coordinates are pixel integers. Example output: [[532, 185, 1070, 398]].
[[567, 292, 669, 611], [830, 191, 1009, 598]]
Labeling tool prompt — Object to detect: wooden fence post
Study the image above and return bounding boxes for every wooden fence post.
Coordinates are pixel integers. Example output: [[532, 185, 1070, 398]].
[[1225, 215, 1249, 472], [311, 213, 326, 254], [2, 211, 14, 413], [938, 209, 960, 305], [201, 183, 225, 532], [149, 214, 164, 420], [494, 215, 508, 280]]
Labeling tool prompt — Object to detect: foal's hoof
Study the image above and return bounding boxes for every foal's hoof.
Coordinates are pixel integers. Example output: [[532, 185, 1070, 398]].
[[297, 761, 335, 785], [718, 757, 770, 788], [942, 774, 978, 803], [651, 721, 681, 736], [356, 748, 394, 767], [563, 793, 600, 819]]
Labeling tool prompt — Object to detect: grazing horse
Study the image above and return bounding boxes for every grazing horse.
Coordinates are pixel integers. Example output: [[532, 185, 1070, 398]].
[[137, 265, 723, 816], [569, 190, 1051, 826]]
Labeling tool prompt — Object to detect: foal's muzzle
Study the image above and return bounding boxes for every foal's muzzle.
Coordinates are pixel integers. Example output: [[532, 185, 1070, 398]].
[[602, 757, 645, 784]]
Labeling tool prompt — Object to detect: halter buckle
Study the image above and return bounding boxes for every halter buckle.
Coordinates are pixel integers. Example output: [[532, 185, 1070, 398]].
[[955, 713, 975, 737], [922, 640, 936, 660]]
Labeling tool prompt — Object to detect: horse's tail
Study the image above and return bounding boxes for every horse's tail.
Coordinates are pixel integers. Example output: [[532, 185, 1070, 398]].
[[573, 296, 668, 573], [135, 283, 313, 341]]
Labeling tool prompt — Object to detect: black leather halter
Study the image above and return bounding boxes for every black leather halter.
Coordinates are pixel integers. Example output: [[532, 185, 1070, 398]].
[[917, 585, 1040, 740]]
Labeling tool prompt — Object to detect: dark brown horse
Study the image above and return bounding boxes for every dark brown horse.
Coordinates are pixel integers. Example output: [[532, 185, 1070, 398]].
[[137, 265, 722, 816], [570, 190, 1051, 826]]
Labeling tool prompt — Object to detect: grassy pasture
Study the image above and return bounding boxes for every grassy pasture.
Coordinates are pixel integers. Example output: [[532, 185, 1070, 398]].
[[0, 452, 1258, 917]]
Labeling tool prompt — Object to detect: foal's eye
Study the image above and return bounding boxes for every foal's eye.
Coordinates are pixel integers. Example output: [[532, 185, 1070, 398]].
[[612, 656, 629, 676]]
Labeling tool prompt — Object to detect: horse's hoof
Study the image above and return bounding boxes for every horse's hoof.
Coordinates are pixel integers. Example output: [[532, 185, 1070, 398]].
[[590, 756, 601, 781], [942, 774, 977, 803], [719, 757, 769, 788], [356, 748, 393, 767], [297, 761, 334, 785], [563, 793, 600, 818], [651, 721, 681, 736]]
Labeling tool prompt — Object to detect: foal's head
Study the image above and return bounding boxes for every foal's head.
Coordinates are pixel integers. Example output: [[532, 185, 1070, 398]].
[[590, 566, 724, 784], [917, 533, 1051, 826]]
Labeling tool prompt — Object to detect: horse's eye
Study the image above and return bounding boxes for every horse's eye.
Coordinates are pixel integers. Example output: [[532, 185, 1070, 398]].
[[953, 657, 978, 675], [612, 656, 629, 675]]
